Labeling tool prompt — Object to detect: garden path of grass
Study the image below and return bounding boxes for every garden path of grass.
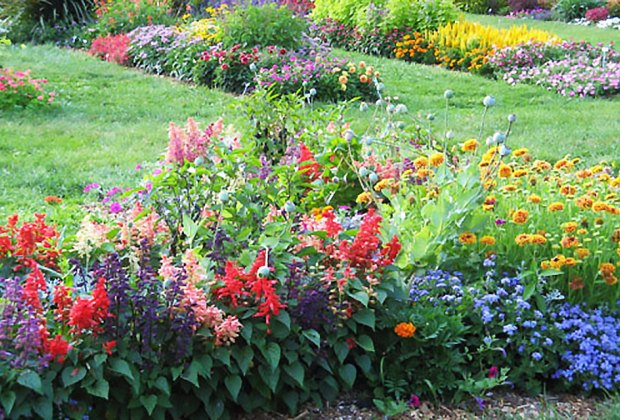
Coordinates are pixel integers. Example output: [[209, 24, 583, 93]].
[[1, 40, 619, 217]]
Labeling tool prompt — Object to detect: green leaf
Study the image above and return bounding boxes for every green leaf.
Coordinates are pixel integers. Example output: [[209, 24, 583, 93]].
[[274, 311, 291, 330], [356, 335, 375, 352], [181, 361, 200, 388], [302, 329, 320, 347], [205, 398, 224, 420], [140, 395, 158, 416], [61, 366, 87, 387], [355, 354, 372, 374], [171, 365, 183, 381], [17, 370, 42, 394], [233, 347, 254, 376], [0, 391, 16, 414], [93, 353, 107, 367], [224, 375, 242, 401], [283, 391, 299, 415], [86, 379, 109, 399], [261, 342, 281, 370], [109, 358, 134, 381], [258, 366, 280, 393], [523, 280, 537, 301], [283, 361, 304, 388], [182, 214, 199, 245], [338, 364, 357, 388], [346, 290, 369, 307], [153, 377, 170, 396], [33, 398, 52, 419], [352, 308, 375, 330], [334, 341, 350, 364]]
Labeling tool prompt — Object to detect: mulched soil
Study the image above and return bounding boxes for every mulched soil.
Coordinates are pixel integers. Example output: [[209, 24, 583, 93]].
[[243, 392, 608, 419]]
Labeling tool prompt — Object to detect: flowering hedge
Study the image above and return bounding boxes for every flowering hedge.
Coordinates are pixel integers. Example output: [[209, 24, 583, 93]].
[[1, 91, 620, 417]]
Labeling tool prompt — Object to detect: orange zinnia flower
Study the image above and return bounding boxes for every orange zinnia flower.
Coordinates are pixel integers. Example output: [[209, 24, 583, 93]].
[[394, 322, 416, 338]]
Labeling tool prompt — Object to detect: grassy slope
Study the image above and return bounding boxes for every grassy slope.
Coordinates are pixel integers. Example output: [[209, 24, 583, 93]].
[[0, 45, 235, 216], [466, 13, 620, 45], [2, 24, 619, 215]]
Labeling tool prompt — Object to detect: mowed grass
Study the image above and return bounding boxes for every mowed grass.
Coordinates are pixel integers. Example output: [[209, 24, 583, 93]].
[[467, 13, 620, 45], [0, 45, 236, 216], [1, 32, 619, 217], [340, 49, 620, 167]]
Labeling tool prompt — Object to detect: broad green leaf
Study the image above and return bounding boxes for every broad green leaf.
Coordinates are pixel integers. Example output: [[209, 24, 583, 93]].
[[261, 342, 281, 370], [153, 377, 170, 396], [352, 308, 375, 330], [140, 395, 158, 416], [109, 358, 134, 381], [338, 364, 357, 388], [86, 379, 109, 399], [33, 398, 52, 419], [181, 361, 200, 388], [334, 341, 350, 364], [61, 366, 87, 387], [356, 335, 375, 352], [17, 370, 42, 394], [346, 290, 369, 307], [283, 361, 304, 388], [302, 329, 320, 347], [0, 391, 16, 414], [224, 375, 242, 401], [205, 399, 224, 420], [233, 347, 254, 376]]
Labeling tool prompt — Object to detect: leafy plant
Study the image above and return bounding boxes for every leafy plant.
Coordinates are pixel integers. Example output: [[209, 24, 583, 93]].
[[553, 0, 606, 20]]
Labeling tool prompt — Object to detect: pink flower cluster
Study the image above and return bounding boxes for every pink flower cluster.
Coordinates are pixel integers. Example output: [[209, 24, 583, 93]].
[[166, 117, 224, 165], [0, 68, 56, 108]]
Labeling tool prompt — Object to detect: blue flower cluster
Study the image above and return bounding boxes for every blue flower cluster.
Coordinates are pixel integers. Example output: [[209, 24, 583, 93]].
[[409, 269, 465, 312], [553, 303, 620, 391]]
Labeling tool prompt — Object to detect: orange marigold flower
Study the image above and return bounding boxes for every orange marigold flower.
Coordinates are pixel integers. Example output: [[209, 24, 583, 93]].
[[600, 263, 616, 276], [515, 234, 531, 246], [356, 192, 373, 204], [461, 139, 479, 152], [560, 185, 577, 196], [564, 257, 578, 267], [548, 202, 565, 212], [429, 153, 445, 167], [554, 159, 570, 170], [498, 164, 512, 178], [512, 209, 529, 224], [577, 228, 588, 235], [576, 169, 592, 179], [414, 156, 429, 168], [416, 168, 432, 178], [530, 234, 547, 245], [44, 195, 62, 204], [459, 232, 477, 245], [575, 248, 590, 259], [575, 196, 593, 209], [502, 184, 517, 192], [480, 236, 496, 246], [534, 160, 552, 171], [527, 194, 542, 204], [541, 260, 551, 270], [359, 74, 369, 83], [513, 148, 529, 157], [513, 169, 528, 177], [563, 222, 578, 233], [561, 236, 580, 248], [592, 201, 608, 212], [550, 254, 566, 270], [394, 322, 416, 338], [604, 274, 618, 286]]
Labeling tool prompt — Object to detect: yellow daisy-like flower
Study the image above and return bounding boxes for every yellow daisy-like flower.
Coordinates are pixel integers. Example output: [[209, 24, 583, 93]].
[[359, 74, 368, 83], [604, 274, 618, 286], [480, 236, 496, 246], [599, 173, 611, 182], [503, 184, 518, 192], [560, 236, 580, 248], [416, 168, 432, 178], [563, 222, 578, 233], [394, 322, 416, 338], [414, 156, 429, 168], [356, 192, 373, 204], [548, 202, 565, 212], [498, 164, 513, 178], [374, 179, 391, 191], [592, 201, 609, 212], [338, 75, 348, 84], [600, 263, 616, 276], [512, 209, 529, 224], [530, 234, 547, 245], [576, 169, 592, 179], [612, 229, 620, 243], [575, 248, 590, 259], [564, 257, 578, 267], [513, 169, 528, 177], [590, 165, 604, 174], [461, 139, 479, 152], [513, 148, 529, 157], [459, 232, 477, 245], [527, 194, 542, 204], [429, 153, 445, 167], [533, 160, 552, 172], [550, 254, 567, 270]]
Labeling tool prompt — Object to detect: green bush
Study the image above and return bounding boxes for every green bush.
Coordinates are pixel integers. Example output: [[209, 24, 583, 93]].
[[312, 0, 384, 28], [383, 0, 459, 32], [220, 4, 307, 50], [453, 0, 508, 13], [553, 0, 606, 20]]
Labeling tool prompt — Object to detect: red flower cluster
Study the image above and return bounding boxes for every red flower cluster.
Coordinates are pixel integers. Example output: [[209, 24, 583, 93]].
[[68, 278, 110, 335], [214, 251, 286, 326], [89, 34, 130, 65], [298, 142, 321, 181], [0, 213, 61, 269]]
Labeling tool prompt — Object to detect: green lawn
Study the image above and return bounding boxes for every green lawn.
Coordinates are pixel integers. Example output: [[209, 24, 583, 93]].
[[467, 13, 620, 45], [1, 37, 619, 217]]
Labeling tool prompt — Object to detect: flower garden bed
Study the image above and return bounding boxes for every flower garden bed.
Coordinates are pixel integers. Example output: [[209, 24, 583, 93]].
[[1, 1, 620, 419]]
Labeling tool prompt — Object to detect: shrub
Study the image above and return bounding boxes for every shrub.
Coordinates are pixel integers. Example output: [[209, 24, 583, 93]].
[[127, 25, 179, 74], [609, 0, 620, 16], [585, 6, 610, 19], [383, 0, 459, 32], [453, 0, 508, 13], [507, 0, 540, 10], [89, 33, 130, 65], [219, 3, 307, 49], [312, 0, 381, 29], [553, 0, 606, 20], [0, 68, 57, 109], [92, 0, 175, 35]]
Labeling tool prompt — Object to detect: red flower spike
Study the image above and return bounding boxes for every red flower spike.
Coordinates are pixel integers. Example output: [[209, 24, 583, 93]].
[[298, 143, 321, 181]]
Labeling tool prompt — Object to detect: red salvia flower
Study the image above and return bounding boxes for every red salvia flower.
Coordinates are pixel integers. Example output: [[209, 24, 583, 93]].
[[103, 340, 117, 355], [53, 284, 74, 323], [46, 335, 71, 363], [69, 297, 96, 332], [298, 142, 321, 181]]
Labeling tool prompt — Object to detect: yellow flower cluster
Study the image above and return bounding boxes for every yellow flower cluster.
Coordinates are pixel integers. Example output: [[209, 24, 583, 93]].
[[335, 61, 377, 91], [182, 18, 221, 43]]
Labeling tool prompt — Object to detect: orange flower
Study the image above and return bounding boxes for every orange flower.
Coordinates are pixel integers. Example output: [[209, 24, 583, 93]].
[[515, 234, 531, 246], [429, 153, 445, 167], [498, 164, 512, 178], [459, 232, 477, 245], [569, 277, 584, 290], [480, 236, 496, 246], [502, 184, 518, 192], [461, 139, 479, 152], [560, 185, 576, 196], [576, 169, 592, 179], [530, 234, 547, 245], [575, 196, 593, 209], [414, 156, 429, 168], [528, 194, 542, 204], [356, 192, 372, 204], [513, 169, 528, 177], [394, 322, 416, 338], [550, 254, 566, 270], [562, 222, 578, 233], [564, 257, 578, 267], [600, 263, 616, 276], [560, 236, 580, 248], [534, 160, 552, 171], [513, 148, 529, 157], [592, 201, 608, 212], [548, 202, 564, 212], [44, 195, 62, 204], [604, 275, 618, 286], [575, 248, 590, 259], [613, 229, 620, 243], [359, 74, 369, 83], [512, 209, 529, 224]]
